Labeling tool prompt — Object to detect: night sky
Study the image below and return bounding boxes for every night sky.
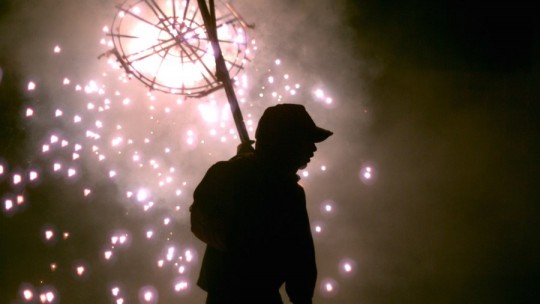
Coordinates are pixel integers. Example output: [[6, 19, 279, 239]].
[[1, 0, 539, 303]]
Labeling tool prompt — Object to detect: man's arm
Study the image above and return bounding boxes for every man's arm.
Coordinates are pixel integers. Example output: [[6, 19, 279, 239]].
[[191, 162, 237, 250], [285, 189, 317, 304]]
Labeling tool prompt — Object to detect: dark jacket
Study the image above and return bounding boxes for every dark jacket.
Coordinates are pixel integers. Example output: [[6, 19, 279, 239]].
[[193, 154, 317, 303]]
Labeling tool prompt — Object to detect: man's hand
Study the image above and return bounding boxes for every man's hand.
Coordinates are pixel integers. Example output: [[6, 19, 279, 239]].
[[236, 140, 255, 155]]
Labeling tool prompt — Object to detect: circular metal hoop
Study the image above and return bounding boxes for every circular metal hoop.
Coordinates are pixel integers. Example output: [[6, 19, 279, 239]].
[[111, 0, 250, 97]]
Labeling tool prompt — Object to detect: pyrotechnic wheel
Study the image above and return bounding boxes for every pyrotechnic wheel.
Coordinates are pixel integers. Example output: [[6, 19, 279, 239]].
[[110, 0, 250, 97]]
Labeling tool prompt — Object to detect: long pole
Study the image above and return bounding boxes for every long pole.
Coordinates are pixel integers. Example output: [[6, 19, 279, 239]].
[[196, 0, 251, 146]]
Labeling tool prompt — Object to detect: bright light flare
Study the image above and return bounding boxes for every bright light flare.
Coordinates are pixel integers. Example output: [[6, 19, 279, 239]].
[[320, 278, 339, 297], [13, 174, 22, 185], [359, 163, 376, 184], [27, 81, 36, 91], [139, 286, 158, 304], [174, 280, 189, 292], [104, 250, 113, 260], [23, 289, 33, 300], [111, 286, 120, 296], [4, 199, 14, 212], [136, 189, 149, 202], [108, 0, 251, 96], [45, 230, 54, 240], [76, 265, 86, 276]]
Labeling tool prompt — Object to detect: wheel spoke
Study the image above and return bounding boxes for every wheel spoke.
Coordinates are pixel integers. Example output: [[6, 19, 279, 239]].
[[108, 33, 141, 40], [124, 39, 176, 63], [182, 0, 191, 23], [152, 46, 172, 89], [116, 5, 166, 32], [144, 0, 178, 38]]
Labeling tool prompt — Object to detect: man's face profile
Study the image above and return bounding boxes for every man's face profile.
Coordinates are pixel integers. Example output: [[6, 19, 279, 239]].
[[285, 140, 317, 171]]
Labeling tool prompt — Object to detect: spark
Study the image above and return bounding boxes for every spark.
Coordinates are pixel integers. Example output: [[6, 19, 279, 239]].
[[119, 234, 127, 244], [76, 265, 85, 276], [68, 168, 77, 177], [45, 230, 54, 240], [339, 258, 357, 276], [23, 289, 33, 300], [174, 281, 188, 292], [326, 283, 333, 292], [185, 250, 193, 262], [360, 164, 376, 184], [111, 287, 120, 296], [137, 189, 149, 202], [13, 174, 22, 185], [166, 246, 176, 261], [47, 291, 55, 302], [4, 199, 13, 211], [144, 291, 153, 302], [315, 88, 324, 98]]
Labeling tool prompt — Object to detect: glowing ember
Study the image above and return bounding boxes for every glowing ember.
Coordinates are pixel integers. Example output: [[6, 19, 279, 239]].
[[27, 81, 36, 91], [23, 289, 33, 300], [76, 265, 85, 276], [13, 174, 22, 185], [5, 199, 13, 211], [174, 281, 188, 291], [45, 230, 54, 240]]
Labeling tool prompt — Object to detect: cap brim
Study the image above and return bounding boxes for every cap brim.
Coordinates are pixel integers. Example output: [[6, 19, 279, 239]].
[[311, 127, 333, 143]]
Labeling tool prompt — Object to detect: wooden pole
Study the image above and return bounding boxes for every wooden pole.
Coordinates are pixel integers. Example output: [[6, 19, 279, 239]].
[[196, 0, 251, 146]]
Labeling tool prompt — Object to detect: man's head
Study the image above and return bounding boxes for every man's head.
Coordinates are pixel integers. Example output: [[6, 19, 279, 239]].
[[255, 104, 332, 170]]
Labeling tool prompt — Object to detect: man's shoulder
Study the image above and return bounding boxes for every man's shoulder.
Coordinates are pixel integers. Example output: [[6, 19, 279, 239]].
[[207, 154, 258, 178]]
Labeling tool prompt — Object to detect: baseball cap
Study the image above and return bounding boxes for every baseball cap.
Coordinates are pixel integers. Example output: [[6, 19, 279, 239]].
[[255, 104, 333, 144]]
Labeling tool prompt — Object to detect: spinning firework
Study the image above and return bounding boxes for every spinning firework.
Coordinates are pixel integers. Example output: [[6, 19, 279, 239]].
[[105, 0, 252, 97]]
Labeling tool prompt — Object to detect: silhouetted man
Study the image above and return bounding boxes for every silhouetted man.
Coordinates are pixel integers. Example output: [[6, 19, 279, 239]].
[[191, 104, 332, 304]]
